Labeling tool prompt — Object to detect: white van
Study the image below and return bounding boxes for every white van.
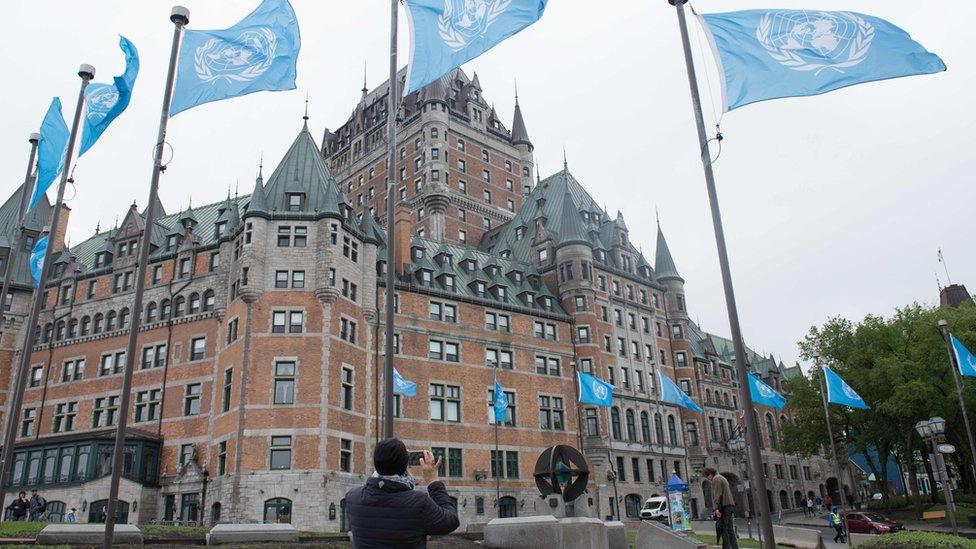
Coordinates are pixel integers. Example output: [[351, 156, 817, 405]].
[[639, 496, 669, 522]]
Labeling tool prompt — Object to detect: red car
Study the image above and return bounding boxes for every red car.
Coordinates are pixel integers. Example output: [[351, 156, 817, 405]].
[[844, 512, 903, 535]]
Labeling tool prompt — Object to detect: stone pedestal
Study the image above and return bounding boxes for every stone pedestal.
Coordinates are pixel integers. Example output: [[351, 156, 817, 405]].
[[207, 523, 299, 545], [604, 520, 627, 549], [37, 524, 143, 546], [560, 517, 608, 549], [483, 516, 562, 549], [635, 520, 705, 549]]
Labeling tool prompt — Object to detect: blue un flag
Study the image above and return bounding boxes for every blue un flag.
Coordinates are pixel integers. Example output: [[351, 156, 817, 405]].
[[577, 371, 614, 408], [80, 36, 139, 156], [699, 9, 946, 111], [30, 99, 70, 212], [404, 0, 547, 95], [392, 368, 417, 397], [29, 235, 48, 288], [951, 335, 976, 378], [748, 373, 787, 410], [492, 372, 509, 422], [171, 0, 301, 116], [823, 366, 869, 409], [659, 372, 702, 413]]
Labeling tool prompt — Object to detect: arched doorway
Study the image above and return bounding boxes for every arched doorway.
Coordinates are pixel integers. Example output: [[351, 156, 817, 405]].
[[766, 489, 775, 513], [625, 494, 642, 519], [720, 471, 744, 513], [88, 500, 129, 524], [211, 502, 222, 524], [499, 496, 518, 518], [47, 501, 66, 522], [779, 490, 789, 510], [793, 490, 804, 509], [263, 498, 292, 523], [826, 477, 840, 502], [339, 499, 348, 532], [807, 490, 816, 500]]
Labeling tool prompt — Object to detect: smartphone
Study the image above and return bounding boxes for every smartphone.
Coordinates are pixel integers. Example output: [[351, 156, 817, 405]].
[[408, 451, 424, 466]]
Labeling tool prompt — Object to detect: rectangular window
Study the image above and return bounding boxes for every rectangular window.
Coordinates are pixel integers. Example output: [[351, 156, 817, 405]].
[[21, 408, 35, 437], [190, 337, 205, 360], [538, 395, 565, 431], [209, 252, 220, 272], [62, 359, 84, 382], [184, 383, 202, 415], [339, 318, 357, 343], [270, 436, 292, 470], [274, 361, 296, 404], [53, 402, 77, 433], [633, 457, 642, 483], [275, 270, 288, 288], [585, 408, 599, 436], [134, 389, 162, 423], [222, 368, 233, 412], [291, 270, 305, 288], [429, 383, 461, 422], [341, 366, 353, 410], [218, 441, 227, 475], [340, 439, 352, 472], [92, 396, 120, 428]]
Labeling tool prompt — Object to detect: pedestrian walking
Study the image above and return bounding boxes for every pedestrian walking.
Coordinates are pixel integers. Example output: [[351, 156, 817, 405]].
[[823, 494, 833, 510], [28, 489, 47, 521], [704, 467, 739, 549], [66, 508, 76, 523], [6, 492, 28, 521], [828, 507, 846, 543], [806, 496, 814, 517], [815, 496, 822, 512]]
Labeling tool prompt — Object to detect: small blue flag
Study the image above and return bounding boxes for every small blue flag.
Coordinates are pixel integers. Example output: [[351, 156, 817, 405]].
[[393, 368, 417, 397], [748, 373, 787, 410], [577, 371, 614, 408], [171, 0, 301, 116], [824, 366, 869, 409], [31, 99, 70, 212], [699, 9, 946, 111], [951, 335, 976, 378], [492, 371, 509, 422], [29, 235, 48, 288], [659, 371, 703, 413], [80, 36, 139, 156], [404, 0, 548, 95]]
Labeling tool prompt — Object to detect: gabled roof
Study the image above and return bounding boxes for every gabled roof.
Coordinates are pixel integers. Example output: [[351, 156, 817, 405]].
[[654, 222, 682, 282]]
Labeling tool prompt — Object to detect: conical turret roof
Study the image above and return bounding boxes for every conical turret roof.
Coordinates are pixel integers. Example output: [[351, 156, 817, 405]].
[[654, 222, 683, 282], [511, 99, 532, 147], [260, 123, 344, 216]]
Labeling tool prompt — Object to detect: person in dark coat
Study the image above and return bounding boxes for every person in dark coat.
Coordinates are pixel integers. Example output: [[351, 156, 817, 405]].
[[7, 492, 29, 521], [345, 438, 460, 548]]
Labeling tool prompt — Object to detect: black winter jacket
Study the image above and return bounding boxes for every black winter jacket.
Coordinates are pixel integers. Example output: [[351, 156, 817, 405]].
[[345, 476, 460, 548]]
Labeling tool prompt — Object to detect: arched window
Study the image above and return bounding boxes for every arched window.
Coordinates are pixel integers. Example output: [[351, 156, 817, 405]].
[[625, 409, 637, 442], [55, 320, 65, 341], [80, 316, 91, 336], [263, 498, 292, 524], [160, 299, 171, 320], [724, 393, 730, 407], [654, 413, 664, 444], [610, 407, 621, 440], [42, 323, 53, 342], [640, 411, 651, 442], [67, 319, 78, 338], [668, 415, 678, 446], [119, 308, 130, 329], [106, 311, 117, 331], [624, 494, 642, 519], [93, 314, 103, 334], [189, 292, 201, 313], [174, 296, 186, 317], [203, 290, 215, 312], [211, 502, 222, 524], [498, 496, 518, 518], [705, 389, 712, 403], [766, 413, 778, 449], [146, 302, 157, 323], [46, 501, 66, 522]]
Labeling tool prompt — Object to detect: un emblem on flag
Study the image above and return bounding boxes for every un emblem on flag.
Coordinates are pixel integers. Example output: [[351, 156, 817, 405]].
[[592, 379, 608, 401], [842, 383, 860, 400], [438, 0, 512, 51], [757, 11, 874, 74], [194, 29, 277, 83], [85, 86, 120, 122]]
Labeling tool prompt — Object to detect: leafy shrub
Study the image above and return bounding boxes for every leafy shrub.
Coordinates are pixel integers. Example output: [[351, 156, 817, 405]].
[[868, 496, 910, 511], [857, 530, 976, 549]]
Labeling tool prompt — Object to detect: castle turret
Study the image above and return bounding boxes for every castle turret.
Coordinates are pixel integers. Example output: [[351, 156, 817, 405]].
[[655, 221, 687, 319]]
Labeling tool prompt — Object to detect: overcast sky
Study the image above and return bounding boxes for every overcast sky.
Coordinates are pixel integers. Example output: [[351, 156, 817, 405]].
[[2, 1, 973, 368]]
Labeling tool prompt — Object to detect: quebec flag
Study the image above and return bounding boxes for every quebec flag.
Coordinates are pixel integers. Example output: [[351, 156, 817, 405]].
[[823, 366, 869, 409], [171, 0, 301, 116], [659, 371, 703, 413], [393, 368, 417, 397], [30, 99, 70, 212], [698, 9, 946, 111], [29, 235, 48, 288], [748, 373, 787, 410], [578, 371, 614, 408], [951, 335, 976, 378], [80, 36, 139, 155], [404, 0, 548, 95]]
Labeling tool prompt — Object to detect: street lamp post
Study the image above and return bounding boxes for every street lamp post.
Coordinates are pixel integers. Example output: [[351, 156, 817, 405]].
[[728, 437, 754, 540], [915, 417, 958, 535]]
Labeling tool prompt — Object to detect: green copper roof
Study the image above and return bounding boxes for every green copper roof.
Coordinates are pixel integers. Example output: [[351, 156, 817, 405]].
[[0, 181, 51, 289], [654, 222, 682, 282], [253, 123, 346, 217]]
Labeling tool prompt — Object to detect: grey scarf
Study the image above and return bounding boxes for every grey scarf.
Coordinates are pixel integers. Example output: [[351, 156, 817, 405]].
[[372, 470, 416, 490]]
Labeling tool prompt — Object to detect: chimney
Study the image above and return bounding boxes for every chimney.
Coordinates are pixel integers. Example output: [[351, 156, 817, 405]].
[[393, 205, 413, 275], [49, 204, 71, 252]]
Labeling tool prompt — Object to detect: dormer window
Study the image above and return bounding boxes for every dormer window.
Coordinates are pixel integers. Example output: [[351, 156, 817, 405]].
[[419, 270, 432, 285], [515, 227, 525, 240], [462, 259, 476, 273], [536, 198, 546, 209], [522, 292, 535, 306], [509, 271, 523, 284], [540, 296, 552, 310], [166, 235, 180, 251], [537, 248, 548, 262], [499, 250, 510, 259], [437, 254, 453, 268], [484, 265, 499, 277], [442, 275, 455, 292], [412, 247, 425, 260], [473, 281, 485, 297], [215, 221, 227, 239], [494, 286, 506, 301]]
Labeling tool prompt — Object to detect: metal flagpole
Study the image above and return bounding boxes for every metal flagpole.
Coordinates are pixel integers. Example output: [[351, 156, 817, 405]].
[[382, 0, 399, 440], [668, 1, 776, 545], [0, 134, 40, 335], [816, 361, 851, 546], [103, 7, 188, 547], [493, 368, 501, 509], [938, 320, 976, 487], [0, 133, 40, 511], [0, 66, 94, 515], [603, 407, 621, 520]]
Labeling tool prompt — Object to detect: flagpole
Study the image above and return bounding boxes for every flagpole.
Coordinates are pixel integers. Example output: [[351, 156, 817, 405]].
[[0, 133, 40, 511], [103, 7, 187, 547], [602, 407, 620, 520], [668, 1, 775, 545], [938, 320, 976, 487], [0, 66, 93, 516], [817, 362, 852, 546], [0, 134, 40, 336], [382, 0, 399, 440], [493, 367, 501, 510]]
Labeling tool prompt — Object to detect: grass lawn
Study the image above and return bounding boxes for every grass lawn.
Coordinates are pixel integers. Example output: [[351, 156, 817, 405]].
[[886, 503, 976, 526], [0, 520, 49, 537], [138, 523, 210, 539]]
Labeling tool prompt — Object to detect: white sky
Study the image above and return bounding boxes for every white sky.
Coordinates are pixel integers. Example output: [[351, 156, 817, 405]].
[[2, 1, 973, 368]]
